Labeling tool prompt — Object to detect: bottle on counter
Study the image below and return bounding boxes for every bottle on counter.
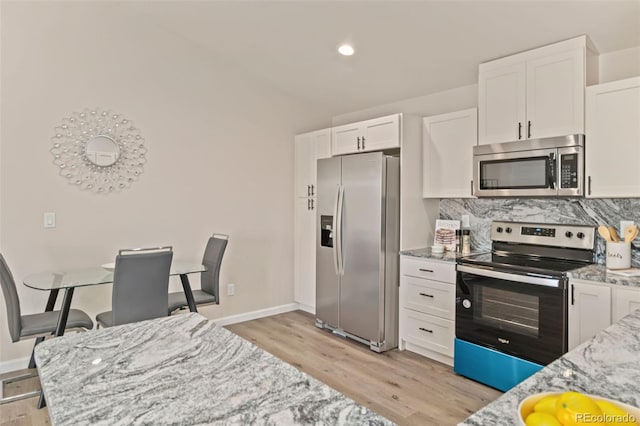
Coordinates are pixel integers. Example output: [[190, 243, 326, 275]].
[[462, 229, 471, 255]]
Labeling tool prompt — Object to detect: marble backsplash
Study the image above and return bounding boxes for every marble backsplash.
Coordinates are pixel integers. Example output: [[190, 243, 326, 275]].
[[439, 198, 640, 266]]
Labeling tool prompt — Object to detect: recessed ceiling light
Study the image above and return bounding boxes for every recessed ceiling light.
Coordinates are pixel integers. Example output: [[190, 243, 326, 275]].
[[338, 44, 355, 56]]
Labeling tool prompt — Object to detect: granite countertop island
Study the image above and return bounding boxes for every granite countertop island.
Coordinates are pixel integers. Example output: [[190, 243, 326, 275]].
[[569, 263, 640, 288], [459, 308, 640, 425], [35, 313, 393, 426]]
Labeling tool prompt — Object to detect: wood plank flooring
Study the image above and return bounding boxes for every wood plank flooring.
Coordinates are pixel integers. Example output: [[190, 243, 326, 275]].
[[0, 310, 501, 425], [227, 310, 501, 425]]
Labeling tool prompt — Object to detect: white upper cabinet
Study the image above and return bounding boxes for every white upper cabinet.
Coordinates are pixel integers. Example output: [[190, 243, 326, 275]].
[[422, 108, 477, 198], [294, 128, 331, 198], [478, 63, 526, 144], [478, 36, 597, 145], [332, 113, 401, 155], [585, 77, 640, 198]]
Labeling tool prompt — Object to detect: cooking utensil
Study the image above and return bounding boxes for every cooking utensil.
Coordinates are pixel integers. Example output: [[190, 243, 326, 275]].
[[608, 226, 620, 242], [598, 225, 612, 242], [624, 225, 639, 243]]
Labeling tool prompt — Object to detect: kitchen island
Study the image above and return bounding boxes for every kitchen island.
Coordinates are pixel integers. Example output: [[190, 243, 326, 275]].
[[35, 313, 393, 426], [459, 308, 640, 425]]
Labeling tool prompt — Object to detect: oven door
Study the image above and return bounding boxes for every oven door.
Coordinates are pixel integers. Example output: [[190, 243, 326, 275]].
[[473, 148, 558, 197], [456, 265, 567, 365]]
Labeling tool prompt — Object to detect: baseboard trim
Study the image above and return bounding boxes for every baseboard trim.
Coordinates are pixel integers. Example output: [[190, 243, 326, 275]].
[[0, 357, 30, 375], [296, 303, 315, 315], [212, 303, 300, 326]]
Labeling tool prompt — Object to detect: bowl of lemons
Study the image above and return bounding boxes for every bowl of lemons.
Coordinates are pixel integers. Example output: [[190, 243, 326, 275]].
[[518, 391, 640, 426]]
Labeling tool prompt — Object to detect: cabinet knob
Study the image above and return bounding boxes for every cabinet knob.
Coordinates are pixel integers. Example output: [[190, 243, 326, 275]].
[[357, 136, 361, 150], [518, 122, 522, 140], [362, 136, 365, 150], [527, 121, 532, 138]]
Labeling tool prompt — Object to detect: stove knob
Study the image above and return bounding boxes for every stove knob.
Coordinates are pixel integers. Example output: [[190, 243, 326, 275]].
[[496, 226, 503, 233], [505, 227, 512, 234], [565, 231, 573, 238], [577, 232, 585, 239]]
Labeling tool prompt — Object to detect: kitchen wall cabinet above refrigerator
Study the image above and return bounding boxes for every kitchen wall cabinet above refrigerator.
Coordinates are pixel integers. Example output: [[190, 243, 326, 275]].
[[585, 76, 640, 198], [478, 35, 599, 145], [422, 108, 477, 198], [331, 113, 401, 155]]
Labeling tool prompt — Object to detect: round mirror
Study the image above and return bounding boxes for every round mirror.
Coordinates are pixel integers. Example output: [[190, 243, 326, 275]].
[[84, 135, 120, 167]]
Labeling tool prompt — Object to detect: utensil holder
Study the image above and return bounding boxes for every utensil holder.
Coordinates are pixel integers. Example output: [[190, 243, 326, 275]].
[[606, 241, 631, 270]]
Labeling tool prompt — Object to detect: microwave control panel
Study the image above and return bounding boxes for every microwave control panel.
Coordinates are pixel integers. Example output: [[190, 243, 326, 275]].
[[560, 154, 579, 189]]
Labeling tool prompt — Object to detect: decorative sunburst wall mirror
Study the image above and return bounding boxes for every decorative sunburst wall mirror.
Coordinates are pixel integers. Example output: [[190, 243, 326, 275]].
[[50, 108, 146, 193]]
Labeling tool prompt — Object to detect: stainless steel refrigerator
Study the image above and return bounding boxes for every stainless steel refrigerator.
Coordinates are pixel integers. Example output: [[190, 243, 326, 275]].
[[315, 151, 399, 352]]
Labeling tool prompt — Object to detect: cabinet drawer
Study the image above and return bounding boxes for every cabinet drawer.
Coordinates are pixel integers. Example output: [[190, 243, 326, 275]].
[[403, 276, 455, 320], [402, 309, 454, 357], [401, 256, 456, 283]]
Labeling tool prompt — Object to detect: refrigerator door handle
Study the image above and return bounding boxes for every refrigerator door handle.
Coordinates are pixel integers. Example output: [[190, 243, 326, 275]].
[[332, 184, 340, 275], [336, 185, 345, 275]]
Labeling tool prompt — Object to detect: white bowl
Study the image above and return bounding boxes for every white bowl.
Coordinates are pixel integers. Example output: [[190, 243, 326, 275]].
[[101, 262, 115, 271], [518, 392, 640, 425]]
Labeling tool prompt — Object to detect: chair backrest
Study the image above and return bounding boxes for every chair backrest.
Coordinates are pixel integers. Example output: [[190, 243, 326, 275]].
[[201, 234, 228, 300], [0, 254, 22, 342], [112, 246, 173, 326]]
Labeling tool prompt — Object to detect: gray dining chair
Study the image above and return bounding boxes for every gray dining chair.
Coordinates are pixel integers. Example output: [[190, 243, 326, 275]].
[[96, 246, 173, 328], [0, 253, 94, 404], [168, 234, 228, 314]]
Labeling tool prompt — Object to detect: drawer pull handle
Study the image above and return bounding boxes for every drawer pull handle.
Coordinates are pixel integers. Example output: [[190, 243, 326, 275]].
[[418, 268, 434, 273], [419, 327, 433, 333], [419, 292, 434, 298]]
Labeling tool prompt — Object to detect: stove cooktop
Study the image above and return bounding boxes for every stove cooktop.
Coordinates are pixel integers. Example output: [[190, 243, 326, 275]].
[[458, 251, 590, 278]]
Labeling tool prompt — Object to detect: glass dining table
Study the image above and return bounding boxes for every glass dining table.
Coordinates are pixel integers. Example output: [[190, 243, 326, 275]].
[[23, 261, 206, 367]]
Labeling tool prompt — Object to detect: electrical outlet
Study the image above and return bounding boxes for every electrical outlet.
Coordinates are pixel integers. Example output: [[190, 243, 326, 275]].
[[227, 283, 235, 296]]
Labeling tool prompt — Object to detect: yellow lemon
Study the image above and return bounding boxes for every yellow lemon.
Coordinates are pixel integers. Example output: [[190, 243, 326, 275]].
[[525, 412, 562, 426], [534, 395, 560, 416], [595, 400, 639, 426], [556, 391, 605, 426]]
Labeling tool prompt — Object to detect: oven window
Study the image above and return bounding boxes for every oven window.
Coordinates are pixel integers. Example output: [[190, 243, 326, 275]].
[[480, 157, 548, 189], [475, 286, 539, 337]]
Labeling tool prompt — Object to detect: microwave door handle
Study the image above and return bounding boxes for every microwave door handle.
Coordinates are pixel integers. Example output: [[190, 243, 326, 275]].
[[547, 153, 556, 189]]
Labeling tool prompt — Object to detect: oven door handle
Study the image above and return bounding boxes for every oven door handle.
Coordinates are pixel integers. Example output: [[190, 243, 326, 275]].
[[457, 265, 561, 288]]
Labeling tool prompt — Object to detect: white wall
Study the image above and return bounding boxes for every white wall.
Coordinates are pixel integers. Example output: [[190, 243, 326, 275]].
[[599, 46, 640, 83], [0, 2, 330, 363]]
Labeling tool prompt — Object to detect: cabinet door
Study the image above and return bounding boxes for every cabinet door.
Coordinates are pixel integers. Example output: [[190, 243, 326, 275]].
[[526, 48, 585, 139], [568, 281, 611, 350], [332, 123, 361, 156], [423, 108, 477, 198], [294, 197, 316, 310], [294, 133, 314, 198], [310, 129, 332, 195], [612, 287, 640, 323], [361, 113, 401, 152], [586, 77, 640, 198], [478, 63, 526, 144]]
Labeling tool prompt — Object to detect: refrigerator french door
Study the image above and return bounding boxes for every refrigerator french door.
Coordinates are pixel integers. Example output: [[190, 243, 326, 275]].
[[315, 152, 399, 352]]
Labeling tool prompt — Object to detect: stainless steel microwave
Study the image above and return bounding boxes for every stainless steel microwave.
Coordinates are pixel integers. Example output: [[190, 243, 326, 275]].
[[473, 134, 584, 197]]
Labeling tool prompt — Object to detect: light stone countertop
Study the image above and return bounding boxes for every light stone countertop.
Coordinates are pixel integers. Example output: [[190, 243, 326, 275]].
[[459, 308, 640, 425], [35, 313, 394, 426], [400, 247, 485, 263], [568, 263, 640, 288]]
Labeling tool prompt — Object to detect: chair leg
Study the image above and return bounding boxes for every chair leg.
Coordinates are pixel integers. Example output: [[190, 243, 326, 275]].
[[0, 370, 41, 405]]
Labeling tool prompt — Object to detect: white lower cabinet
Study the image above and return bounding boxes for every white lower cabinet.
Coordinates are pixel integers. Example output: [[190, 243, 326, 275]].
[[399, 256, 456, 366], [568, 280, 611, 350], [612, 287, 640, 323], [568, 279, 640, 350]]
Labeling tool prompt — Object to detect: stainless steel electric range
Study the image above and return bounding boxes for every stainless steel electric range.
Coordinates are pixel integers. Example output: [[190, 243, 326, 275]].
[[454, 221, 595, 392]]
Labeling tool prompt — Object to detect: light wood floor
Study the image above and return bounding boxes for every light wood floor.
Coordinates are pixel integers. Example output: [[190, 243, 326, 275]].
[[227, 310, 501, 425], [1, 310, 501, 425]]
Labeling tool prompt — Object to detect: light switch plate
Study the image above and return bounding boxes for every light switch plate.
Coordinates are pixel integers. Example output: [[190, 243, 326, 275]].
[[44, 212, 56, 228]]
